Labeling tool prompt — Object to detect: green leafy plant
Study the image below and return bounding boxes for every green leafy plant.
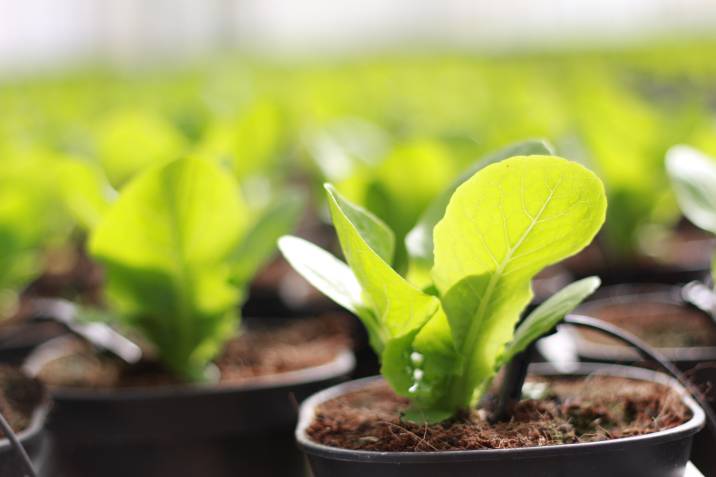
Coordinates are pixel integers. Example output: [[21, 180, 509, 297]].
[[0, 150, 73, 317], [666, 145, 716, 279], [280, 154, 606, 420], [88, 156, 304, 381], [569, 68, 689, 259], [95, 109, 188, 187]]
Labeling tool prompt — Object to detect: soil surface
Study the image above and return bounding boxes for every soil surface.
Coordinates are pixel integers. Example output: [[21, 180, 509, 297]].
[[307, 377, 691, 452], [24, 243, 104, 306], [0, 367, 44, 438], [37, 315, 350, 389], [581, 301, 716, 348]]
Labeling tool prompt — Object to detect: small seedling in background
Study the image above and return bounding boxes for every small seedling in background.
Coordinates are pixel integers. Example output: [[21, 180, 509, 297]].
[[88, 156, 304, 381], [0, 149, 74, 318], [666, 145, 716, 313]]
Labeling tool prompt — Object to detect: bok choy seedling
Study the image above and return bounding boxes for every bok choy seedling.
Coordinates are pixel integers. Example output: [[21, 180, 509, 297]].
[[88, 156, 304, 381], [666, 145, 716, 283], [280, 155, 607, 421], [0, 150, 73, 317]]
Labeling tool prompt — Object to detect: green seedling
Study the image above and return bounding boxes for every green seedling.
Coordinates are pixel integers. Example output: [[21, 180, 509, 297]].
[[89, 156, 303, 381], [280, 154, 606, 421]]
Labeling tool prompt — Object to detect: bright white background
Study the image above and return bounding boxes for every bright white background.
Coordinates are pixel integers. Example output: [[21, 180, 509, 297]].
[[1, 0, 715, 72]]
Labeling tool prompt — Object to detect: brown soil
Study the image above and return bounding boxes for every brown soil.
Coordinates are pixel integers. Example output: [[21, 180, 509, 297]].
[[24, 243, 104, 306], [37, 315, 350, 389], [307, 377, 691, 452], [0, 367, 44, 438], [581, 301, 716, 348]]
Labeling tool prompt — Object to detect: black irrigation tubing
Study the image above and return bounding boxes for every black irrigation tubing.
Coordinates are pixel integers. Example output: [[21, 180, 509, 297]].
[[563, 314, 716, 442], [0, 411, 37, 477], [493, 313, 716, 441]]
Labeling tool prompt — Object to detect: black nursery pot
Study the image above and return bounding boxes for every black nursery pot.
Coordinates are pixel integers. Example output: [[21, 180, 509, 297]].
[[573, 285, 716, 398], [296, 363, 704, 477], [567, 255, 709, 287], [0, 378, 49, 475], [573, 284, 716, 473], [25, 338, 355, 477], [564, 232, 713, 286]]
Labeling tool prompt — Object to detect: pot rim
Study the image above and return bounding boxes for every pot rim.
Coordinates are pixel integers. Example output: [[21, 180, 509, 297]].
[[23, 335, 355, 401], [296, 363, 706, 463], [574, 285, 716, 362]]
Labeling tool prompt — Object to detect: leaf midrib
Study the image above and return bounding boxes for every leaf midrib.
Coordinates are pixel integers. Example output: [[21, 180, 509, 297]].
[[459, 177, 560, 389], [163, 170, 195, 366]]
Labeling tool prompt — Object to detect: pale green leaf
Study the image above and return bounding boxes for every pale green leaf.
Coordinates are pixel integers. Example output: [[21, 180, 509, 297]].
[[325, 183, 395, 265], [324, 184, 439, 357], [406, 139, 555, 285], [230, 191, 305, 287], [498, 276, 601, 368], [666, 145, 716, 235], [89, 157, 247, 380], [278, 235, 362, 315], [56, 158, 116, 230], [396, 307, 462, 421], [432, 155, 606, 407], [96, 109, 187, 187]]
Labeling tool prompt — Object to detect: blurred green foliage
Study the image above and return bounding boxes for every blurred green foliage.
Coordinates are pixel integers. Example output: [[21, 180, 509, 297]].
[[89, 156, 304, 380], [2, 40, 716, 322]]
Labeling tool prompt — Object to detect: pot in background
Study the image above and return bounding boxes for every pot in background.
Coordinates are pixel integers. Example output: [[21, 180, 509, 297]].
[[564, 228, 714, 286], [25, 337, 354, 477], [573, 284, 716, 475], [0, 371, 49, 475], [297, 363, 704, 477]]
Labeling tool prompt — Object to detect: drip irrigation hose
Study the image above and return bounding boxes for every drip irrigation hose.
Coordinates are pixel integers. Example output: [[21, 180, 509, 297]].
[[0, 411, 37, 477], [563, 314, 716, 441], [493, 313, 716, 444]]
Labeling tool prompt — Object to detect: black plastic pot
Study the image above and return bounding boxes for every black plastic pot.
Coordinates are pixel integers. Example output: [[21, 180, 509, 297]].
[[567, 257, 709, 287], [0, 380, 49, 475], [573, 284, 716, 473], [297, 363, 705, 477], [564, 229, 713, 286], [573, 285, 716, 394], [25, 337, 355, 477]]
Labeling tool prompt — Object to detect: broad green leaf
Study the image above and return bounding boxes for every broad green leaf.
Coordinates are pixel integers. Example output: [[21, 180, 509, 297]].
[[278, 236, 362, 314], [331, 138, 457, 272], [367, 140, 457, 271], [194, 100, 285, 182], [0, 149, 73, 316], [432, 155, 606, 407], [90, 157, 247, 380], [498, 276, 601, 368], [325, 184, 395, 265], [666, 145, 716, 235], [570, 70, 678, 257], [96, 109, 187, 187], [309, 118, 390, 182], [406, 139, 555, 286], [229, 191, 305, 287], [324, 184, 440, 375], [56, 158, 116, 230]]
